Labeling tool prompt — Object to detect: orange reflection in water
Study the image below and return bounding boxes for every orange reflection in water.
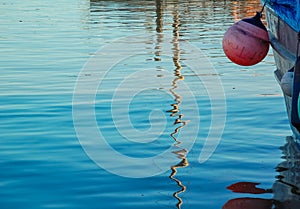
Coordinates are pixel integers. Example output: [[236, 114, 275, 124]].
[[230, 0, 264, 22]]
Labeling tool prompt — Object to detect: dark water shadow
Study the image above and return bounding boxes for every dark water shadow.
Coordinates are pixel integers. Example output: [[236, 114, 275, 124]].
[[223, 136, 300, 209]]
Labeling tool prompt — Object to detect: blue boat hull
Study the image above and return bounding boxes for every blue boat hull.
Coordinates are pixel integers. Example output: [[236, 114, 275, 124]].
[[265, 7, 300, 139]]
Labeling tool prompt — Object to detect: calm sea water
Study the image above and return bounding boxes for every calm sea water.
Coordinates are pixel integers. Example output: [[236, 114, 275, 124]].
[[0, 0, 296, 208]]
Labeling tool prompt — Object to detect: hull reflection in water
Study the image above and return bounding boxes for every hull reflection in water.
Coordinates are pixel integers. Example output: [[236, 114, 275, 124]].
[[273, 136, 300, 208], [223, 136, 300, 208]]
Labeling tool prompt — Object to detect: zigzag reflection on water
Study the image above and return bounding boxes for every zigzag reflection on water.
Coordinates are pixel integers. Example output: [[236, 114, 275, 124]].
[[167, 4, 190, 208]]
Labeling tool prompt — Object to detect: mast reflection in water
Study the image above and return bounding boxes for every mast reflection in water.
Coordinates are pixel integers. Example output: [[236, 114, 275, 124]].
[[168, 6, 189, 209], [155, 1, 189, 208]]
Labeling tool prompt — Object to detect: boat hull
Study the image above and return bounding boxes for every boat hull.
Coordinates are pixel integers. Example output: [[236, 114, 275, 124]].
[[265, 7, 300, 138]]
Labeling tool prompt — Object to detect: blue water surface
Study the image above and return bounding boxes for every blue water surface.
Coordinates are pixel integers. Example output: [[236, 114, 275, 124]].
[[0, 0, 293, 208]]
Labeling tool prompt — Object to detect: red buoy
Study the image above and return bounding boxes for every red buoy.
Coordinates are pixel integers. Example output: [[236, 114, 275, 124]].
[[222, 12, 269, 66]]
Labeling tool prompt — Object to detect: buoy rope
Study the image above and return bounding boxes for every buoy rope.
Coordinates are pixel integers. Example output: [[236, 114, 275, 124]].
[[258, 0, 268, 18], [260, 0, 268, 14]]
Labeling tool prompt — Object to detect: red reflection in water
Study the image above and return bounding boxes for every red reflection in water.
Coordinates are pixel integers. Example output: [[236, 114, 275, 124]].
[[227, 182, 271, 194], [222, 197, 273, 209]]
